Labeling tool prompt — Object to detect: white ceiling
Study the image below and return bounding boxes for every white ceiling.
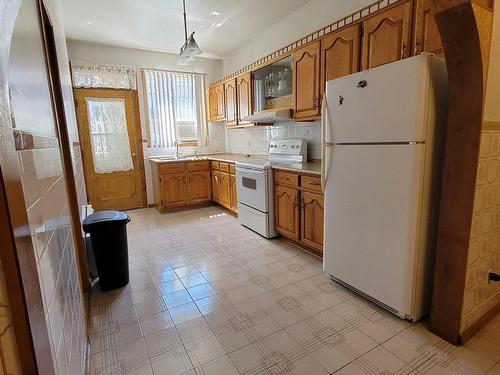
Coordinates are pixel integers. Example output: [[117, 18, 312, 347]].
[[61, 0, 311, 59]]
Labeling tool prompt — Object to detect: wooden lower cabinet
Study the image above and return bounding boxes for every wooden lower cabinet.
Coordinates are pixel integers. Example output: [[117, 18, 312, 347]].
[[211, 163, 237, 213], [188, 171, 211, 204], [160, 173, 188, 208], [219, 172, 231, 208], [229, 174, 238, 212], [274, 170, 324, 254], [152, 161, 211, 211], [300, 191, 324, 253], [275, 185, 300, 240]]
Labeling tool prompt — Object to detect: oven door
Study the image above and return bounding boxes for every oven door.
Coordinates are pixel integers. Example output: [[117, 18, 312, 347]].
[[236, 167, 269, 213]]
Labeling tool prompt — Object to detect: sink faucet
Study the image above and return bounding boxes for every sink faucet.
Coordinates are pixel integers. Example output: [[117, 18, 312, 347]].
[[175, 140, 180, 158]]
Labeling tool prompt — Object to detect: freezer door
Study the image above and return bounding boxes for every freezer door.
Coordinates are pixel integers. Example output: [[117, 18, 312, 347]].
[[325, 54, 433, 143], [323, 144, 426, 317]]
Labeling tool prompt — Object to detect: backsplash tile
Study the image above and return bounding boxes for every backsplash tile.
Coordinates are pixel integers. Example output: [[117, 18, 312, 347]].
[[225, 121, 321, 160]]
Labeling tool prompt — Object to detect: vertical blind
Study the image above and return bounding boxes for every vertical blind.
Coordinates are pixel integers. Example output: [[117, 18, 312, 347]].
[[143, 69, 207, 148]]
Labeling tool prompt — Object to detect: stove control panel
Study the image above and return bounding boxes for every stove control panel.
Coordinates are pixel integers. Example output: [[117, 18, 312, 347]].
[[268, 139, 308, 162]]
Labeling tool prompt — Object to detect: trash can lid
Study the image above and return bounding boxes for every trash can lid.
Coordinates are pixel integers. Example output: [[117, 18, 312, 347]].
[[82, 210, 130, 232]]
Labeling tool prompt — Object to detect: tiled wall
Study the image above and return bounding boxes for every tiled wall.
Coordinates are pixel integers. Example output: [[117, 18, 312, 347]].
[[225, 121, 322, 160], [0, 262, 22, 375], [462, 129, 500, 332], [6, 0, 88, 373]]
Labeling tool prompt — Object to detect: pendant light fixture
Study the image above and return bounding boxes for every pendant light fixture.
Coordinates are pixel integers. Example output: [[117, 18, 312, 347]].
[[178, 0, 202, 65]]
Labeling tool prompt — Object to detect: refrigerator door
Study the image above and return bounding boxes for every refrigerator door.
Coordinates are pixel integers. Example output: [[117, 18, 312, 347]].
[[325, 54, 432, 144], [323, 144, 425, 317]]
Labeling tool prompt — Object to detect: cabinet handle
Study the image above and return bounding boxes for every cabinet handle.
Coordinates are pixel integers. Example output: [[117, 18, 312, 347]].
[[309, 182, 321, 186], [281, 177, 290, 181]]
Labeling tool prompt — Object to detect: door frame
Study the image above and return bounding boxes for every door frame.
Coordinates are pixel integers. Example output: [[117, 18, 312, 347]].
[[74, 88, 147, 210]]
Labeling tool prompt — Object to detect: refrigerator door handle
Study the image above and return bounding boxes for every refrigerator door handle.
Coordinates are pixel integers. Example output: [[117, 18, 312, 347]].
[[321, 98, 333, 192]]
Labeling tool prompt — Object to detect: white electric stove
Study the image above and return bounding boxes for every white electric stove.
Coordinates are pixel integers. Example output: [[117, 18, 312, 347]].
[[236, 139, 307, 238]]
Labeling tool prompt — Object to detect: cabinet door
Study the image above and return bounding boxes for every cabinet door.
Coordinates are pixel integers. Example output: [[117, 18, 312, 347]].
[[237, 72, 252, 125], [219, 172, 231, 208], [321, 24, 361, 95], [229, 174, 237, 212], [362, 1, 412, 70], [208, 86, 217, 122], [225, 79, 238, 127], [275, 185, 300, 240], [414, 0, 443, 56], [212, 171, 221, 203], [301, 191, 324, 253], [160, 173, 188, 208], [215, 83, 226, 121], [293, 41, 321, 120], [188, 171, 211, 204]]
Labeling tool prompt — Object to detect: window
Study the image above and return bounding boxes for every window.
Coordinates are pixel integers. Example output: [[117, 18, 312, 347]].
[[142, 69, 207, 148]]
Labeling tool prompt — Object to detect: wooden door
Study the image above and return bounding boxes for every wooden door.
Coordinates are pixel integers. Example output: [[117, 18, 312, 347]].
[[275, 185, 300, 240], [414, 0, 444, 55], [212, 171, 221, 203], [74, 88, 146, 211], [215, 83, 226, 121], [293, 41, 321, 120], [300, 191, 324, 253], [362, 1, 412, 70], [219, 172, 231, 208], [229, 174, 238, 212], [160, 173, 188, 208], [188, 171, 211, 204], [321, 24, 361, 95], [225, 79, 238, 127], [236, 73, 252, 125]]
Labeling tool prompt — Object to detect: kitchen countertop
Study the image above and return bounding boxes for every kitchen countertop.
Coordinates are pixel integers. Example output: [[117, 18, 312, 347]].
[[149, 153, 322, 176]]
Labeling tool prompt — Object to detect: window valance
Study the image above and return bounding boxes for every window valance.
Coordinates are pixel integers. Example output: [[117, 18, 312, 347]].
[[70, 61, 137, 90]]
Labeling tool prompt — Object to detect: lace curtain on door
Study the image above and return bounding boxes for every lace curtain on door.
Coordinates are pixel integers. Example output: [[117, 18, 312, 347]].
[[71, 61, 137, 89], [85, 98, 134, 174]]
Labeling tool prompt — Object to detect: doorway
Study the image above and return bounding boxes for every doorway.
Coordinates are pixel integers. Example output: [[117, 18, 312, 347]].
[[74, 88, 147, 211]]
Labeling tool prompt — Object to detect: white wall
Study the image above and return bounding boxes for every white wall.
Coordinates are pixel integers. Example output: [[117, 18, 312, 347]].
[[222, 0, 372, 75], [67, 40, 226, 204]]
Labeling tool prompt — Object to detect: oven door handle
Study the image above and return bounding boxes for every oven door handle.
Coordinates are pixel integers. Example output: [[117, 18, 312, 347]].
[[236, 167, 266, 175]]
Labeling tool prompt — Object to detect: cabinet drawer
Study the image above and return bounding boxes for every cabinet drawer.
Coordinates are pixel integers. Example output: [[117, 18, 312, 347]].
[[188, 161, 210, 171], [274, 170, 299, 187], [219, 162, 230, 173], [301, 175, 322, 193], [159, 162, 185, 174], [229, 164, 236, 174], [211, 161, 220, 170]]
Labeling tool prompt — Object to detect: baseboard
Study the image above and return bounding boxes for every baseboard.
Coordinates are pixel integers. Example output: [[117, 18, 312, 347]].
[[280, 236, 323, 259], [460, 300, 500, 344]]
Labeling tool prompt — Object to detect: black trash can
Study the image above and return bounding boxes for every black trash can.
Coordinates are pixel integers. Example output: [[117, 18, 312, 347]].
[[83, 211, 131, 291]]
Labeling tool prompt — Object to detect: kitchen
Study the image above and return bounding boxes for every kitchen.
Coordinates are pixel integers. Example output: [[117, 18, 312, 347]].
[[1, 0, 499, 375]]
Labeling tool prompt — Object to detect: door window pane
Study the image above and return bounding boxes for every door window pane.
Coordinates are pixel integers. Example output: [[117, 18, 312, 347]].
[[85, 97, 134, 174]]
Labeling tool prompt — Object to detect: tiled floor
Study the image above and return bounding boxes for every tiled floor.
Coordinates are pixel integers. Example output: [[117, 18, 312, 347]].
[[89, 206, 500, 375]]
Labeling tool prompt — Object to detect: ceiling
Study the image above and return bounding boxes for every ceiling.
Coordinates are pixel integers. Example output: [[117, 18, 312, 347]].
[[61, 0, 310, 59]]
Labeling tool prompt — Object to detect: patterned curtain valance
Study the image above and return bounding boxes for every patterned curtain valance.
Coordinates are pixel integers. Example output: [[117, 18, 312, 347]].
[[70, 61, 137, 90]]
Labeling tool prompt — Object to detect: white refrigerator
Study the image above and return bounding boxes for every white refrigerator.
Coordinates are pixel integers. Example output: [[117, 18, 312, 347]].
[[321, 53, 448, 321]]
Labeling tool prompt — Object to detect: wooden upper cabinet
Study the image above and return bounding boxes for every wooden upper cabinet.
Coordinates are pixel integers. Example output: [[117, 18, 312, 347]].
[[236, 72, 252, 125], [160, 173, 188, 208], [414, 0, 443, 56], [275, 185, 300, 240], [293, 41, 321, 120], [188, 171, 211, 204], [215, 83, 226, 121], [207, 83, 225, 122], [225, 79, 238, 127], [320, 23, 361, 95], [362, 1, 412, 70], [300, 191, 324, 253]]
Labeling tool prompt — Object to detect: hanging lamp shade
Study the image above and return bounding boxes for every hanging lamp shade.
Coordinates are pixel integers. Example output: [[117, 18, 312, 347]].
[[177, 0, 202, 65]]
